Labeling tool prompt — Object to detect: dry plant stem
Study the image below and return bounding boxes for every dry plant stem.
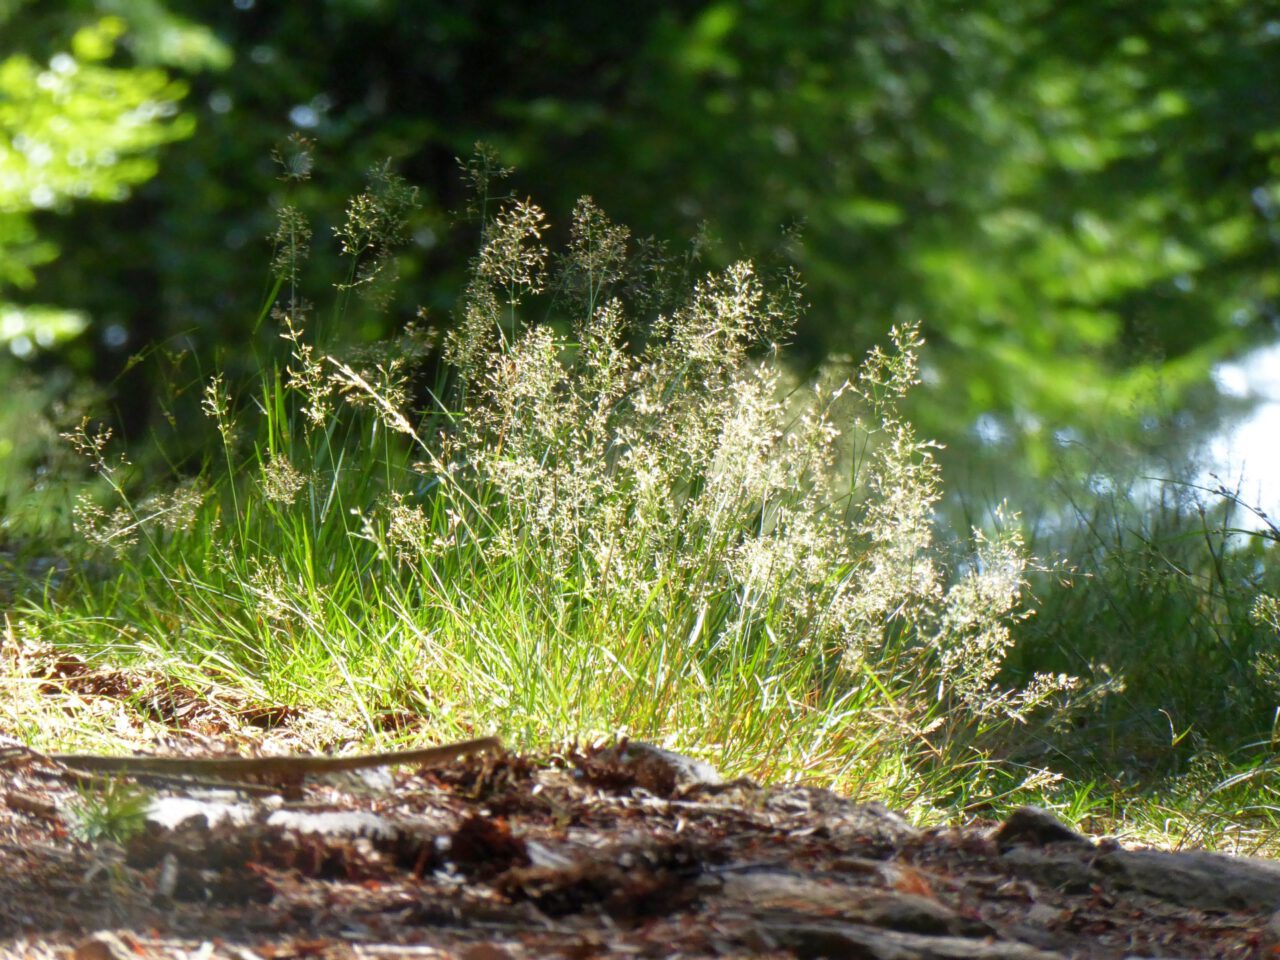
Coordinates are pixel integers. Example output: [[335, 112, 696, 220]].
[[47, 736, 502, 780]]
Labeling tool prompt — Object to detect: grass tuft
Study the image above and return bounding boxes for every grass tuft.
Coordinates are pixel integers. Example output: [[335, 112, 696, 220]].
[[8, 152, 1076, 819]]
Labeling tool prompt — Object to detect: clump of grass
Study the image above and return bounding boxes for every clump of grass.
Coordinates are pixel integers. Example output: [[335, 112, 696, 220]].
[[15, 147, 1079, 811], [66, 778, 151, 845], [1006, 473, 1280, 778]]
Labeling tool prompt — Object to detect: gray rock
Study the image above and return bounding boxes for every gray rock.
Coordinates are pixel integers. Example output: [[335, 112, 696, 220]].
[[752, 917, 1067, 960], [1001, 846, 1098, 894], [995, 807, 1092, 851], [1097, 847, 1280, 912]]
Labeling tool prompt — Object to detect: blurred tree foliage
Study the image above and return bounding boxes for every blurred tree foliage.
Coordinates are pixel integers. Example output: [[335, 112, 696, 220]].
[[0, 1, 221, 352], [0, 1, 225, 528], [14, 0, 1280, 474]]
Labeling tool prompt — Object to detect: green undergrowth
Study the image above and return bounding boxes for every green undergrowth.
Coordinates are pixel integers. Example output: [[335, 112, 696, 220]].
[[1009, 477, 1280, 775], [6, 145, 1280, 846], [988, 471, 1280, 849]]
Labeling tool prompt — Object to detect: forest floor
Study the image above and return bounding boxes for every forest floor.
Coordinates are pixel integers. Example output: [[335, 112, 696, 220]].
[[2, 656, 1279, 959]]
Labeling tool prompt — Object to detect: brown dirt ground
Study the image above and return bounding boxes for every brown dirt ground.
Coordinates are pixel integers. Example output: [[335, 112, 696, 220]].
[[0, 651, 1274, 959], [0, 738, 1275, 960]]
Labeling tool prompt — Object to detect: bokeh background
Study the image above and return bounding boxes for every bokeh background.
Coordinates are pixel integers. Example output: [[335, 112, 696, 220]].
[[4, 0, 1280, 525]]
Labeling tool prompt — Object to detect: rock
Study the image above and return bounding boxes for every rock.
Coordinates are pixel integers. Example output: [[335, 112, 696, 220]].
[[994, 807, 1092, 851], [1001, 847, 1097, 894], [719, 868, 890, 916], [1002, 829, 1280, 913], [720, 870, 995, 942], [1097, 847, 1280, 911], [750, 917, 1067, 959]]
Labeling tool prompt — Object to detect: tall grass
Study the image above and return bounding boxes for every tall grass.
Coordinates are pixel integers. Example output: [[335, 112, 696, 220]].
[[1008, 471, 1280, 780], [12, 147, 1081, 813]]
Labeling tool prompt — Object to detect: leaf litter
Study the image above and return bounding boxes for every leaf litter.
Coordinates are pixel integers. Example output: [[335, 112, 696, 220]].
[[0, 660, 1276, 958]]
